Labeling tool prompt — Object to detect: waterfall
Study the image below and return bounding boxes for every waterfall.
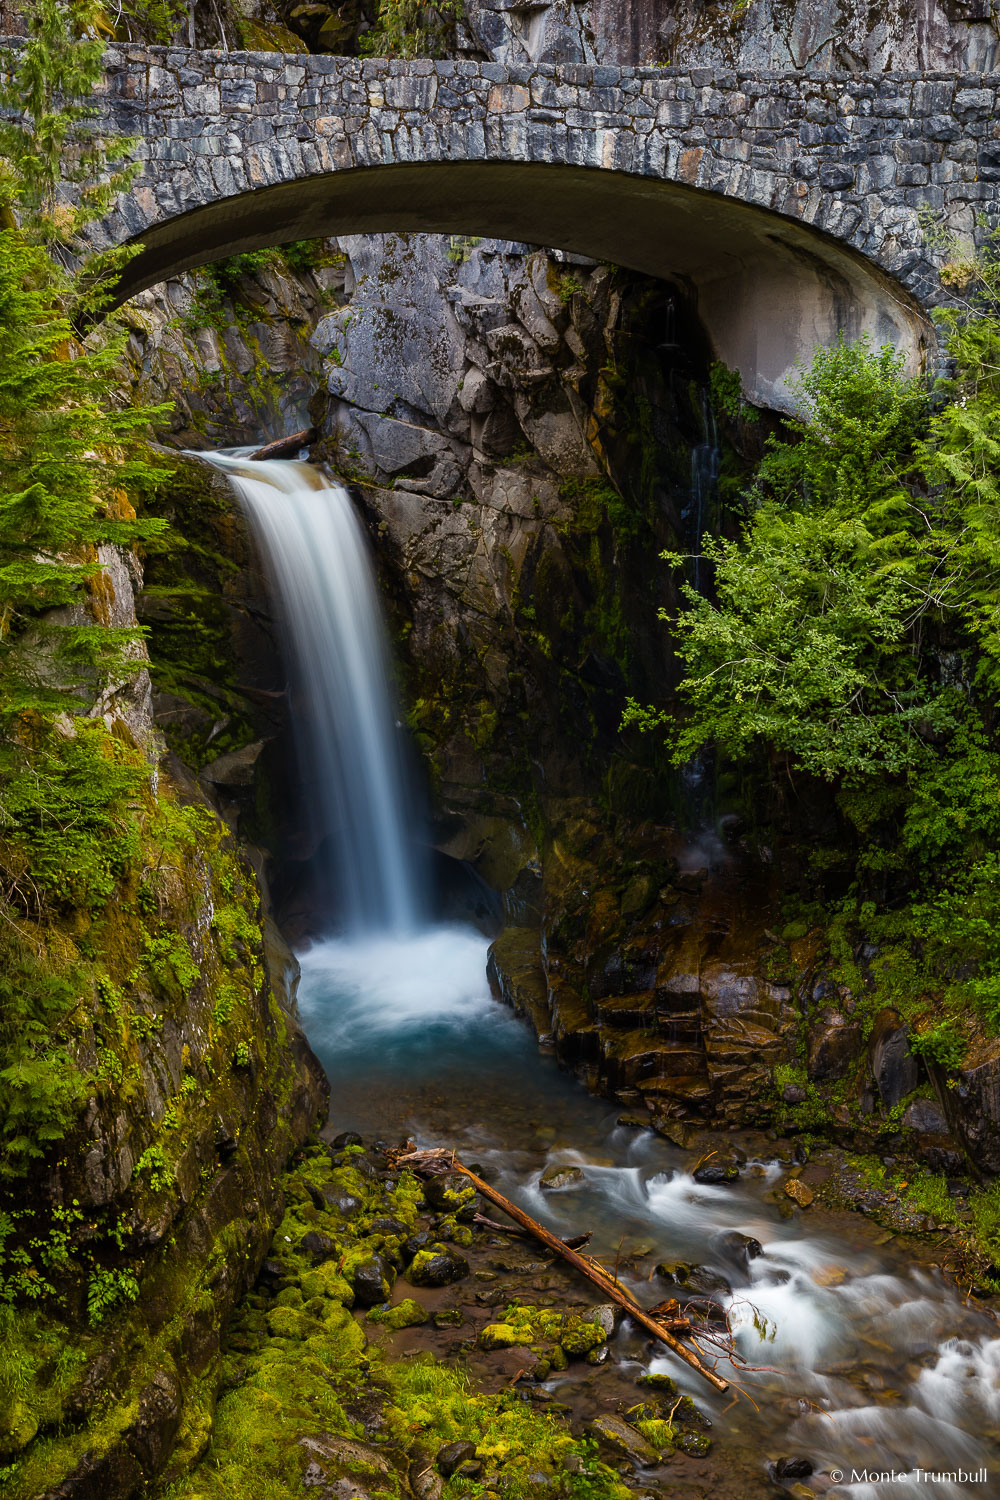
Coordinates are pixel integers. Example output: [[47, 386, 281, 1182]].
[[199, 452, 424, 935], [688, 389, 720, 595]]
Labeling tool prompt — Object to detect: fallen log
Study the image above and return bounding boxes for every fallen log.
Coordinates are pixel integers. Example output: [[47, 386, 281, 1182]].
[[393, 1146, 729, 1394], [248, 428, 315, 461]]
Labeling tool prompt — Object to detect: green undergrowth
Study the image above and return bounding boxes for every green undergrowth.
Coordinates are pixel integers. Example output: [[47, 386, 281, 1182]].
[[829, 1154, 1000, 1284], [0, 756, 305, 1482], [159, 1145, 630, 1500]]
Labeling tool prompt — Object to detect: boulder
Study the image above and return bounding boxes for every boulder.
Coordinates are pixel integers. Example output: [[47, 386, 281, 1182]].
[[406, 1245, 470, 1288], [350, 1254, 395, 1308], [869, 1008, 919, 1109], [436, 1441, 478, 1478], [585, 1414, 659, 1467], [539, 1164, 585, 1190]]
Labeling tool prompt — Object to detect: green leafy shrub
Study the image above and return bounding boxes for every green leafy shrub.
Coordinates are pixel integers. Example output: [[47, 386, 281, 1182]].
[[86, 1264, 139, 1326], [360, 0, 464, 57]]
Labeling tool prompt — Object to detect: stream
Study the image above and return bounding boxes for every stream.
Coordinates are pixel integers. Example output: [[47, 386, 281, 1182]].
[[299, 926, 1000, 1499], [203, 452, 1000, 1499]]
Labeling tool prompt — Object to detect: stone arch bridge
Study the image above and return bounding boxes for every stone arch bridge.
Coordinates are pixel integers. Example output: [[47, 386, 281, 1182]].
[[71, 47, 1000, 407]]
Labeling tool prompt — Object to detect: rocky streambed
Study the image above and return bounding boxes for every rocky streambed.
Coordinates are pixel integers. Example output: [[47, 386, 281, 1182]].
[[186, 921, 994, 1500]]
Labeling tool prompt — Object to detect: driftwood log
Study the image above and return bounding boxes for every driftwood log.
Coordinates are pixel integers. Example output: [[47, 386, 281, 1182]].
[[248, 428, 314, 461], [393, 1146, 730, 1394]]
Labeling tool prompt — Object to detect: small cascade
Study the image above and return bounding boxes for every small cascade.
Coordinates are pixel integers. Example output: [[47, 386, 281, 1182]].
[[688, 387, 721, 595], [199, 452, 424, 935]]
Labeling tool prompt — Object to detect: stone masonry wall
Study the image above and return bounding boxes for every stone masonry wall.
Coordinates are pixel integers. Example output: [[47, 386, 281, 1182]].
[[84, 48, 1000, 315]]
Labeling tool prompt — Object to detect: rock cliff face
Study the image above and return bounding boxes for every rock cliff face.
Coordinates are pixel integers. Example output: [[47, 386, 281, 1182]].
[[482, 0, 997, 72], [0, 455, 327, 1497], [124, 252, 344, 448]]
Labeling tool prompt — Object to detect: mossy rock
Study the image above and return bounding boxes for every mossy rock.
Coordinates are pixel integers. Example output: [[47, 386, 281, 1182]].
[[433, 1214, 474, 1247], [634, 1417, 675, 1453], [557, 1317, 606, 1357], [266, 1306, 310, 1341], [406, 1245, 469, 1288], [371, 1298, 429, 1331], [478, 1323, 523, 1351], [298, 1262, 355, 1305]]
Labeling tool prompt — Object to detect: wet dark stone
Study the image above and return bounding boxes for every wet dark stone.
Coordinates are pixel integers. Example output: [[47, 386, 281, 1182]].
[[258, 1258, 284, 1284], [654, 1261, 693, 1285], [713, 1230, 763, 1270], [299, 1231, 336, 1262], [352, 1253, 394, 1307], [793, 1141, 808, 1164], [455, 1461, 483, 1480], [677, 1432, 711, 1457], [903, 1098, 949, 1135], [408, 1247, 470, 1288], [692, 1164, 739, 1185], [330, 1193, 364, 1218], [869, 1008, 919, 1109], [370, 1216, 408, 1236], [437, 1441, 477, 1478], [432, 1309, 465, 1328], [403, 1230, 434, 1259], [774, 1456, 814, 1479], [424, 1171, 477, 1219], [807, 1008, 861, 1081], [332, 1131, 363, 1148]]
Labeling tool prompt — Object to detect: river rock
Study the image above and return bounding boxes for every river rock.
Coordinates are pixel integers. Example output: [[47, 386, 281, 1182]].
[[783, 1179, 814, 1208], [539, 1164, 585, 1190], [692, 1164, 740, 1185], [436, 1441, 478, 1478], [585, 1414, 659, 1467], [376, 1298, 428, 1330], [298, 1230, 336, 1262], [586, 1303, 623, 1337], [406, 1244, 470, 1288], [423, 1172, 477, 1219], [478, 1323, 522, 1350], [332, 1131, 363, 1149], [774, 1456, 815, 1479], [351, 1253, 395, 1307], [712, 1230, 764, 1270]]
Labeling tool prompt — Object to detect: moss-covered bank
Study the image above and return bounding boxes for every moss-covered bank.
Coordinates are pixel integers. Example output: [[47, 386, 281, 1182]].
[[0, 745, 326, 1498]]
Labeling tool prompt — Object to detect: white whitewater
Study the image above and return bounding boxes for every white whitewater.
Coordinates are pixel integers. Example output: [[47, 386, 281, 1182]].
[[199, 453, 423, 934]]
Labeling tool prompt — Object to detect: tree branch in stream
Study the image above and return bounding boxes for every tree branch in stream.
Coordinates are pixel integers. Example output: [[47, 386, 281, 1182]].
[[391, 1145, 732, 1395]]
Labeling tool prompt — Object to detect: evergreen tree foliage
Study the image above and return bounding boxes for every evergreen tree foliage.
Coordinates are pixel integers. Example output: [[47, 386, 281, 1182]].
[[0, 3, 171, 1175], [0, 2, 169, 721]]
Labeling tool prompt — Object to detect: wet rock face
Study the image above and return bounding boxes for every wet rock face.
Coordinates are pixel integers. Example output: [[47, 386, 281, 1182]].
[[124, 255, 343, 449], [488, 806, 799, 1129], [807, 1008, 863, 1081], [600, 0, 998, 71], [869, 1008, 920, 1108], [942, 1030, 1000, 1173], [465, 0, 999, 71]]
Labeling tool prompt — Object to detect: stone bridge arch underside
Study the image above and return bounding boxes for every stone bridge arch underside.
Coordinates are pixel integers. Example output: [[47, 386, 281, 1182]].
[[82, 47, 1000, 410]]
